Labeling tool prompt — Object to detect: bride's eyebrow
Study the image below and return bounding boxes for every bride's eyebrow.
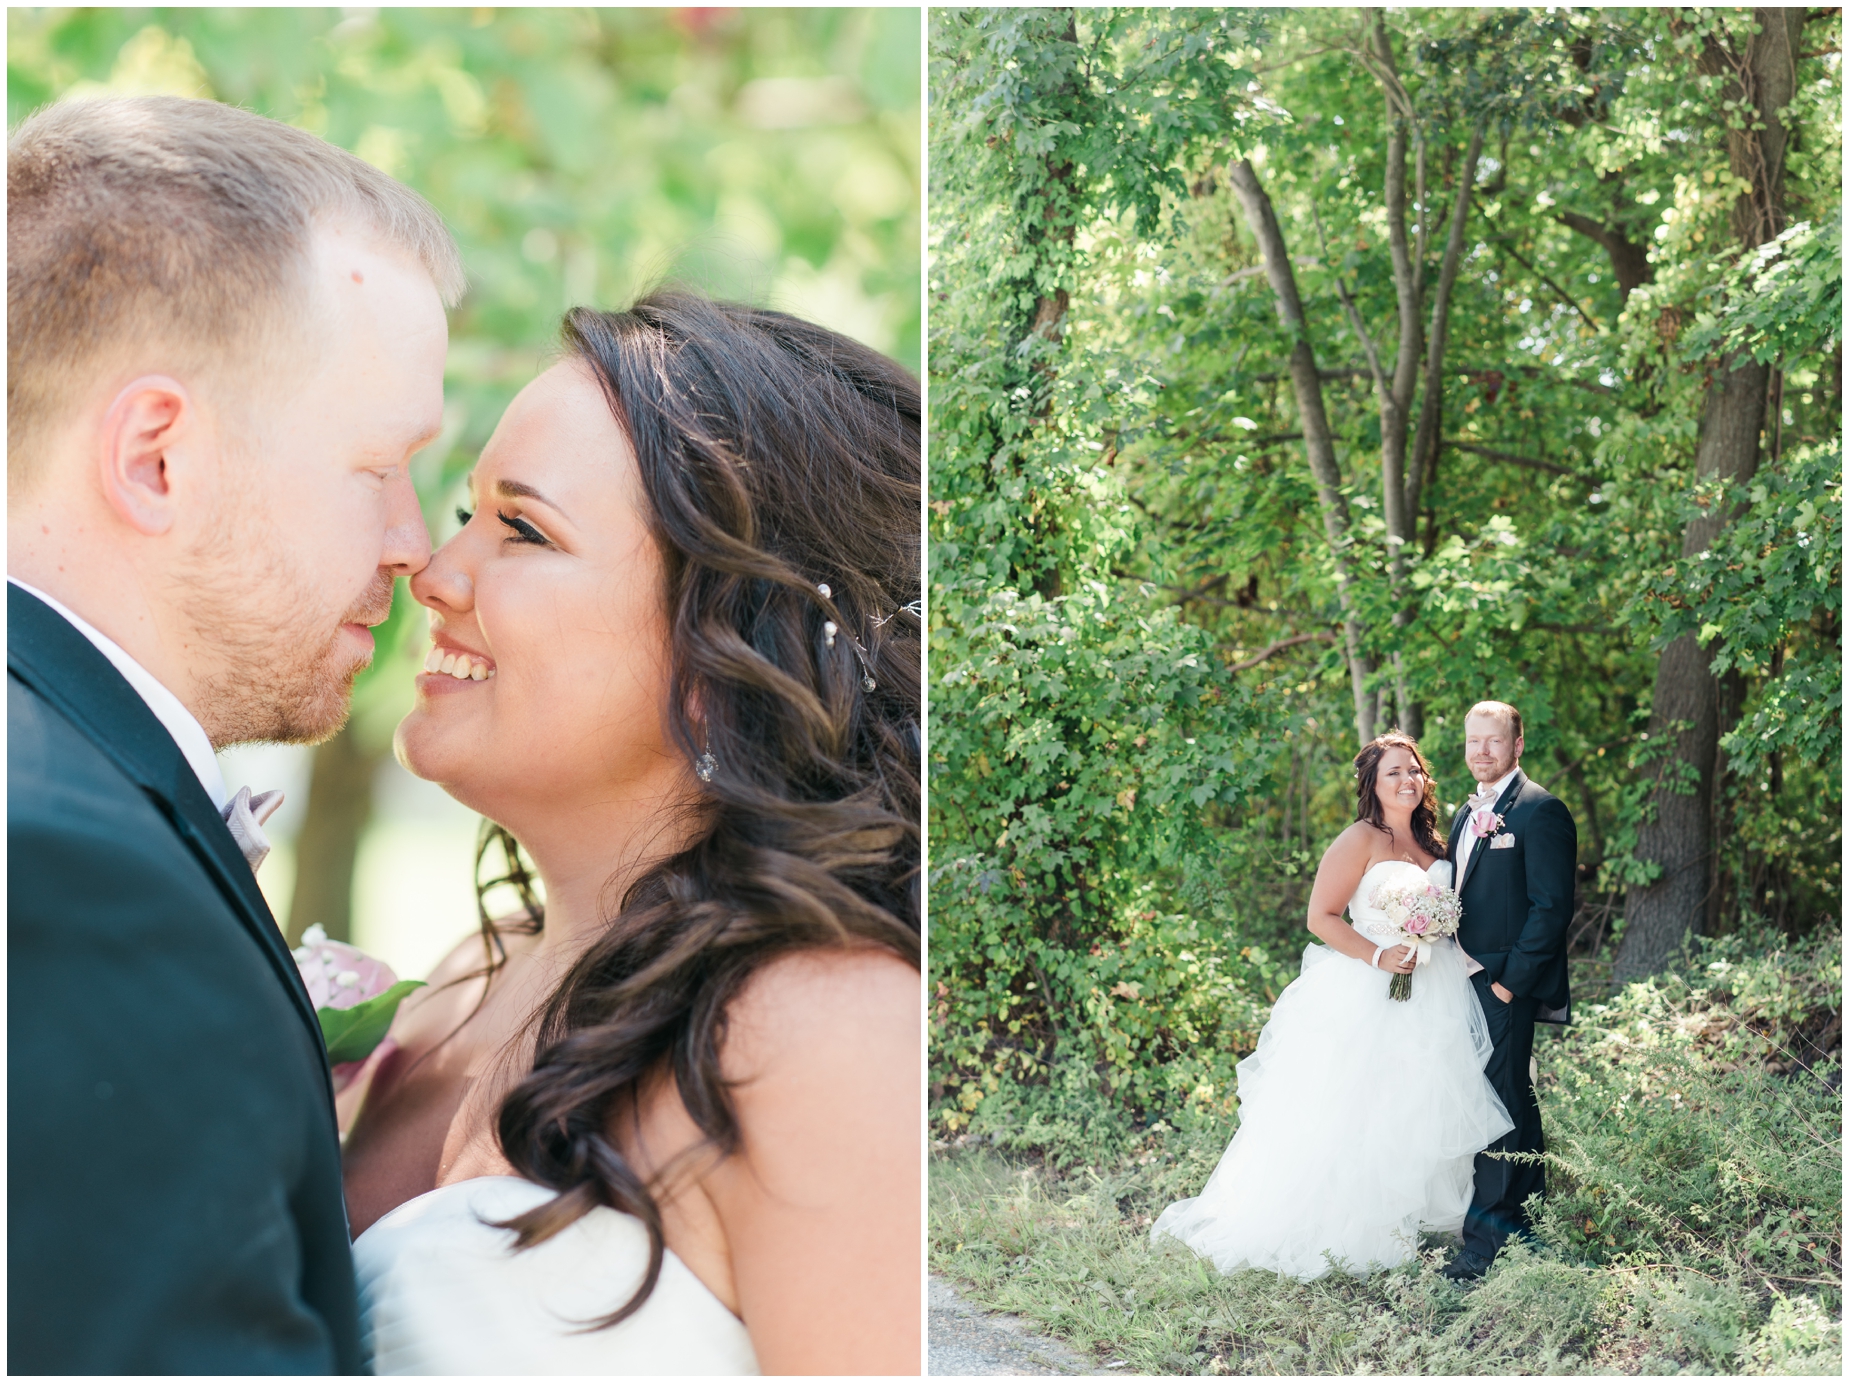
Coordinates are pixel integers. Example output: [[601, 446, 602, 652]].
[[496, 477, 572, 522]]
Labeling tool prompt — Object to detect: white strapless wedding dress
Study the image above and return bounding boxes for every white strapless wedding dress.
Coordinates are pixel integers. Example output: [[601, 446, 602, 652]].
[[354, 1177, 759, 1375], [1152, 859, 1514, 1280]]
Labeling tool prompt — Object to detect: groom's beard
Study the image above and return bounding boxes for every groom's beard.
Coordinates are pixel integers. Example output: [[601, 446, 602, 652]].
[[180, 537, 396, 749]]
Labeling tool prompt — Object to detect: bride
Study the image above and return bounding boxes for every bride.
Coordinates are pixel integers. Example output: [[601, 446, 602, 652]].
[[336, 293, 920, 1373], [1153, 732, 1512, 1281]]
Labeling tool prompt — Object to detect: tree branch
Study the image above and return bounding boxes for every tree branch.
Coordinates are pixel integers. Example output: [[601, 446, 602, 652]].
[[1446, 439, 1589, 480], [1224, 631, 1338, 673], [1479, 207, 1604, 334], [1315, 208, 1393, 404], [1245, 366, 1374, 384], [1406, 121, 1487, 526], [1161, 429, 1304, 450], [1229, 157, 1377, 745], [1557, 209, 1653, 302]]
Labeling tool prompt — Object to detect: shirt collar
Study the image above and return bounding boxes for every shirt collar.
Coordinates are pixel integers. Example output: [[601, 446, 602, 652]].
[[1470, 766, 1520, 806], [7, 577, 228, 810]]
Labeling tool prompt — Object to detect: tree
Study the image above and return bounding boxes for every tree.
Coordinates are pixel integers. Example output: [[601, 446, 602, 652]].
[[1615, 8, 1816, 984], [1224, 9, 1494, 745]]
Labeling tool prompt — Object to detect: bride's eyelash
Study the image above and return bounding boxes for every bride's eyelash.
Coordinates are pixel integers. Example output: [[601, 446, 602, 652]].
[[455, 506, 473, 526], [497, 510, 550, 545]]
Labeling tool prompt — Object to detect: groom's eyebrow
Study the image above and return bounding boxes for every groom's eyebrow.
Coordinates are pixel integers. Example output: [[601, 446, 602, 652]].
[[496, 478, 571, 520]]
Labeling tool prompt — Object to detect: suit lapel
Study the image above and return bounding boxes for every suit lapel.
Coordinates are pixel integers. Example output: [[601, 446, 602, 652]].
[[1460, 768, 1526, 895], [7, 585, 329, 1066]]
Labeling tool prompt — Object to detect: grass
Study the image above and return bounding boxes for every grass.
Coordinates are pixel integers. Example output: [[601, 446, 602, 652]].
[[930, 933, 1842, 1375]]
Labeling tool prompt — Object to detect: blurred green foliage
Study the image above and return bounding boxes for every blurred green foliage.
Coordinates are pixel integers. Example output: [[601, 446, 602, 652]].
[[8, 5, 921, 728]]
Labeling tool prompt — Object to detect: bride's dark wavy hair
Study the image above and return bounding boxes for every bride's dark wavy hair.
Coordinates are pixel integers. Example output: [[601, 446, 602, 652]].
[[483, 291, 920, 1327], [1352, 732, 1445, 859]]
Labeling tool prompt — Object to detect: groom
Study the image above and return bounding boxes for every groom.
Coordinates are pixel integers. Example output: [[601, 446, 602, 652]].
[[8, 96, 461, 1372], [1441, 701, 1577, 1282]]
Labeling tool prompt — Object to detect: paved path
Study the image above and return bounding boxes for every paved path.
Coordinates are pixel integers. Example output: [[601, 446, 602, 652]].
[[928, 1275, 1096, 1376]]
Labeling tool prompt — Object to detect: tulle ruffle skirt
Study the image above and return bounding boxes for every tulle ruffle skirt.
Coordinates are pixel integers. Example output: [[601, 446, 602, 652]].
[[1152, 938, 1513, 1281]]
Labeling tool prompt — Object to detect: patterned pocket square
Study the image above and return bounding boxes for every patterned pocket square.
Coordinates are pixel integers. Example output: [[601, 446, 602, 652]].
[[1490, 833, 1516, 850]]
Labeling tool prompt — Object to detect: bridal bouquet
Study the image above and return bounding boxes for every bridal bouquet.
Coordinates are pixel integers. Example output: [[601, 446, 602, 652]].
[[1368, 874, 1463, 1001], [292, 925, 424, 1076]]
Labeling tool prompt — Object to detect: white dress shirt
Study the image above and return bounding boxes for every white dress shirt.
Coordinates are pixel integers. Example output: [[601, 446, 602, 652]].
[[1454, 765, 1519, 881], [9, 577, 228, 810]]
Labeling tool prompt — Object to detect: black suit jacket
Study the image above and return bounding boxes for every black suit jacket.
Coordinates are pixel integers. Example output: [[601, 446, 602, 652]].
[[1447, 768, 1577, 1017], [7, 584, 364, 1374]]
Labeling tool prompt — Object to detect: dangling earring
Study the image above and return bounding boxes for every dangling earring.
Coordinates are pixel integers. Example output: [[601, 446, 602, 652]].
[[695, 742, 717, 783]]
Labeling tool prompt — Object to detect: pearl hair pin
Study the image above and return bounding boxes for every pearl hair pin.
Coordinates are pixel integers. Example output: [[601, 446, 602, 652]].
[[814, 580, 919, 696]]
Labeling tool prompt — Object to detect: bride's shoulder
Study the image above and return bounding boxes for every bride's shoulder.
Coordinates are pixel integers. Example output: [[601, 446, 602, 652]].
[[702, 946, 918, 1226], [721, 947, 919, 1084], [1320, 821, 1380, 864]]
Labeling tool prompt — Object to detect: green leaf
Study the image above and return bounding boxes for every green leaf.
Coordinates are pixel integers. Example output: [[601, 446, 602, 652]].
[[319, 981, 425, 1066]]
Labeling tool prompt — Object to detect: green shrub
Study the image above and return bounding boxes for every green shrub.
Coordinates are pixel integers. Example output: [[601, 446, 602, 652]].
[[1533, 932, 1842, 1288]]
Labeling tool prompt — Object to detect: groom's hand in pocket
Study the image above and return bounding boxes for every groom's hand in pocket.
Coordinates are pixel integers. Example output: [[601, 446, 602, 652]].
[[1490, 981, 1514, 1004]]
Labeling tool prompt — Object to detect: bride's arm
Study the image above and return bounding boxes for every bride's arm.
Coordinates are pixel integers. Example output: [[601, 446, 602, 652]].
[[705, 948, 921, 1374], [1305, 826, 1414, 974]]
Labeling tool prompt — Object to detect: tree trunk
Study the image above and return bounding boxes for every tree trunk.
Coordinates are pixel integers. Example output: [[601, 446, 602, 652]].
[[1707, 665, 1748, 935], [1614, 358, 1769, 983], [1228, 157, 1376, 746], [285, 724, 383, 947], [1701, 9, 1804, 248], [1407, 122, 1486, 528], [1557, 210, 1653, 302], [1614, 7, 1804, 984], [1023, 11, 1079, 604]]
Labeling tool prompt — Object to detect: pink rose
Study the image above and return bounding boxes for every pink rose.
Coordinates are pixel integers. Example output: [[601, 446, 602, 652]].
[[1406, 916, 1430, 935], [292, 925, 409, 1093], [1469, 807, 1502, 838], [292, 924, 400, 1009]]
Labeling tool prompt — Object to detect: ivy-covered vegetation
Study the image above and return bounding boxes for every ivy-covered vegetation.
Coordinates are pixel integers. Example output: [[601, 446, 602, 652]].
[[928, 7, 1838, 1371]]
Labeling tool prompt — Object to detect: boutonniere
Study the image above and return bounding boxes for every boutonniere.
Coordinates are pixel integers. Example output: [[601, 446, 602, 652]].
[[293, 925, 425, 1069], [1468, 806, 1506, 840]]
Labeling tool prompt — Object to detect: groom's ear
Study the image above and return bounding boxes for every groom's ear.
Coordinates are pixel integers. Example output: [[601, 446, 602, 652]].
[[96, 375, 194, 536]]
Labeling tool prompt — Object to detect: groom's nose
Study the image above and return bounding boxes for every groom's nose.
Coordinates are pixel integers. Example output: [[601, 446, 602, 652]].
[[380, 469, 433, 577]]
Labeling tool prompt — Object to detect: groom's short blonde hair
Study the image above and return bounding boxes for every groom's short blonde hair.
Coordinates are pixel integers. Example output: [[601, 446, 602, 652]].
[[8, 95, 466, 489], [1466, 701, 1523, 740]]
